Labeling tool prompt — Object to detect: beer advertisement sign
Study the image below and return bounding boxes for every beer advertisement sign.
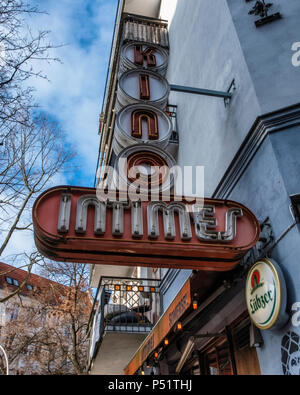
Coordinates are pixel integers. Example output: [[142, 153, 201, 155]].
[[246, 258, 288, 330]]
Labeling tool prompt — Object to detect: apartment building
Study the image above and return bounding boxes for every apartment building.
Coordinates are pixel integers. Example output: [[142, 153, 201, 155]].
[[30, 0, 300, 376], [84, 0, 300, 376], [0, 262, 90, 375]]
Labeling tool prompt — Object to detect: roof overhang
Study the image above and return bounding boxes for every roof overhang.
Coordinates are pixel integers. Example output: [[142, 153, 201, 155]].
[[124, 0, 162, 18], [90, 332, 148, 375]]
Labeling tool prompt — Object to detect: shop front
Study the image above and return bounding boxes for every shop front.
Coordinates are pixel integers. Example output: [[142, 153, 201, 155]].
[[124, 267, 262, 376], [124, 242, 290, 376]]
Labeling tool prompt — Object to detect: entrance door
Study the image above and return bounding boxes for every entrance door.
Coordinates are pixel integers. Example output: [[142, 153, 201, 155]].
[[232, 318, 261, 375]]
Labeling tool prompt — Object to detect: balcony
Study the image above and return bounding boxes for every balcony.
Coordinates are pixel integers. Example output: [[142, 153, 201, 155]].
[[89, 264, 135, 288], [122, 13, 169, 48], [87, 275, 160, 375]]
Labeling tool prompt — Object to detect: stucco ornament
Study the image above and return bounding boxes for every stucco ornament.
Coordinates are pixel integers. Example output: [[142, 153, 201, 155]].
[[281, 332, 300, 375]]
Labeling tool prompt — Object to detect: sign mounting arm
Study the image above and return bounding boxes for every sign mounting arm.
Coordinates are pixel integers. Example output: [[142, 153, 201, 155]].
[[170, 79, 236, 106]]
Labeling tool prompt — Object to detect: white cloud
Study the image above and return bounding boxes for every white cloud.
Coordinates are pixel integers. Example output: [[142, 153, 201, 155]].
[[0, 171, 67, 262], [0, 0, 118, 262], [27, 0, 118, 186]]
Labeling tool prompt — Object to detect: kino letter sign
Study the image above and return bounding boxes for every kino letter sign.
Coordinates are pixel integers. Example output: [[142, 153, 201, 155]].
[[246, 258, 288, 330], [33, 186, 260, 271]]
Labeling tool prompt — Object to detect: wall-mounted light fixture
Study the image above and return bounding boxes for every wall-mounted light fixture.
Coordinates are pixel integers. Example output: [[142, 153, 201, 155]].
[[250, 322, 264, 348], [192, 297, 198, 310], [247, 0, 282, 27]]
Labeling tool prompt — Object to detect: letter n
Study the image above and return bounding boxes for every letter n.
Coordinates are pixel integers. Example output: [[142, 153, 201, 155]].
[[131, 109, 159, 140]]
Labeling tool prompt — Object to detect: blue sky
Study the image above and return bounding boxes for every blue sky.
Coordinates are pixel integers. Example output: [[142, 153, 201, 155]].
[[1, 0, 118, 261], [28, 0, 118, 187]]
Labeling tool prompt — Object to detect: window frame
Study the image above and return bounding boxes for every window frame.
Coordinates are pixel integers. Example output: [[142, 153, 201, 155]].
[[5, 276, 20, 287], [290, 194, 300, 223], [12, 278, 19, 287], [5, 276, 13, 285]]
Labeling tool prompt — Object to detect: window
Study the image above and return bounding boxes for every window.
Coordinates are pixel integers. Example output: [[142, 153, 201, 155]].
[[10, 307, 19, 320], [5, 276, 13, 285], [205, 342, 234, 375], [182, 337, 235, 376], [290, 194, 300, 222], [5, 276, 19, 286], [12, 278, 19, 286], [26, 284, 34, 291]]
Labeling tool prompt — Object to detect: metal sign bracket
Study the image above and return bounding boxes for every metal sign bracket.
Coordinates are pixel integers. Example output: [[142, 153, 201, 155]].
[[170, 79, 236, 108]]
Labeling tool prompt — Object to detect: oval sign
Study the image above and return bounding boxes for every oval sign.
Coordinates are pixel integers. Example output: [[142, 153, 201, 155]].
[[32, 186, 260, 272], [246, 258, 288, 330], [112, 104, 172, 155], [117, 69, 170, 111], [120, 42, 168, 75]]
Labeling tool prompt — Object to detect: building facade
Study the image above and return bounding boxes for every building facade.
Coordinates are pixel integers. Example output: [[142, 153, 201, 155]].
[[0, 262, 91, 375], [85, 0, 300, 376]]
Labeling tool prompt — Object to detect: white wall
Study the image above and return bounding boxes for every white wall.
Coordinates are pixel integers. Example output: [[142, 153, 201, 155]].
[[160, 0, 260, 196], [124, 0, 161, 18]]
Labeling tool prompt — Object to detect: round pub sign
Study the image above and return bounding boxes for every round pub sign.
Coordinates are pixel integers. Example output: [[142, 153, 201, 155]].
[[246, 258, 288, 330]]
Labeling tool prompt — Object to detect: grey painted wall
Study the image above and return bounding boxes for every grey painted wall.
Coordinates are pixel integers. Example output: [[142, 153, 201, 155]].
[[227, 0, 300, 113], [228, 133, 300, 375], [269, 126, 300, 196], [159, 0, 300, 375], [161, 0, 260, 196]]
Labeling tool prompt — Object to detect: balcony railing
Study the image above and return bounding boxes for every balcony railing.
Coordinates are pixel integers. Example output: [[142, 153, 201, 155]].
[[88, 276, 161, 362], [122, 13, 169, 49]]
